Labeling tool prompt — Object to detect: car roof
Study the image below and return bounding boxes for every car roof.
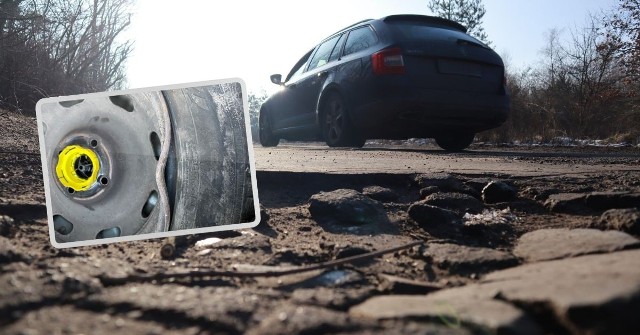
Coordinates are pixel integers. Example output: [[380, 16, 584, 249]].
[[381, 14, 467, 33], [321, 14, 467, 43], [325, 19, 374, 39]]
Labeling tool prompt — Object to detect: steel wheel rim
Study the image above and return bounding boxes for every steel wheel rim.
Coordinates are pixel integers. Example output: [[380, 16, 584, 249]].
[[41, 94, 167, 242]]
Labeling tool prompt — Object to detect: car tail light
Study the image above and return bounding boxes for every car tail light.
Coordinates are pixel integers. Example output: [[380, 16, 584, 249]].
[[372, 48, 405, 75]]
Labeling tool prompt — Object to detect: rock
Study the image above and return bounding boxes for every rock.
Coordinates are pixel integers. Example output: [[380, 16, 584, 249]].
[[259, 205, 269, 225], [350, 294, 542, 335], [520, 186, 560, 201], [249, 305, 351, 335], [378, 274, 442, 294], [514, 228, 640, 262], [0, 214, 14, 236], [408, 202, 462, 227], [308, 189, 388, 225], [419, 186, 440, 198], [3, 306, 184, 335], [584, 192, 640, 210], [464, 177, 493, 193], [421, 249, 640, 334], [546, 192, 640, 213], [362, 185, 398, 202], [291, 287, 374, 310], [253, 206, 277, 238], [90, 285, 273, 333], [482, 181, 518, 204], [423, 192, 484, 214], [589, 208, 640, 235], [415, 173, 460, 189], [544, 193, 589, 213], [194, 237, 222, 248], [423, 243, 518, 274], [415, 173, 479, 198]]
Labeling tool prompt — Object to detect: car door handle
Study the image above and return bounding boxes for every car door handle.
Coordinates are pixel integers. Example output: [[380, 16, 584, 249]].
[[317, 71, 328, 77]]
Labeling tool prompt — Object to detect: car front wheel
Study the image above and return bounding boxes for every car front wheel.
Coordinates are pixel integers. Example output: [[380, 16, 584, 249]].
[[435, 133, 475, 152], [259, 108, 280, 147]]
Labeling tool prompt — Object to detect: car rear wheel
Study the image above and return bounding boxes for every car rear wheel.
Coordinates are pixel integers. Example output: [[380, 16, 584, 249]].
[[322, 92, 364, 148], [259, 107, 280, 147], [435, 133, 475, 152]]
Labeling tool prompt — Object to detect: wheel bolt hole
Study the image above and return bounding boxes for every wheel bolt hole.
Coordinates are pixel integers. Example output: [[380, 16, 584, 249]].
[[100, 177, 109, 185], [90, 139, 98, 147], [67, 187, 75, 194]]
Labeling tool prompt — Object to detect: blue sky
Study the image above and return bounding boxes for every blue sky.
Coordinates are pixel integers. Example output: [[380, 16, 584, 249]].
[[124, 0, 619, 93]]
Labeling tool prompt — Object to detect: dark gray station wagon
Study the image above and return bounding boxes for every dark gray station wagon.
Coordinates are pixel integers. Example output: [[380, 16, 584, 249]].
[[259, 14, 509, 151]]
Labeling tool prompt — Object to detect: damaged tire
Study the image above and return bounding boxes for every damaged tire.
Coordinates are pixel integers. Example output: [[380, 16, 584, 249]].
[[163, 84, 253, 230]]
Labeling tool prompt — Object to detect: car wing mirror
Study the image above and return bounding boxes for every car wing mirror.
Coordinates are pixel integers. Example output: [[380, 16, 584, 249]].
[[270, 74, 283, 85]]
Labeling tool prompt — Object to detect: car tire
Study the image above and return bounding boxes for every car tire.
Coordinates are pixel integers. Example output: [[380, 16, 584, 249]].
[[322, 92, 364, 148], [259, 107, 280, 147], [435, 133, 475, 152], [348, 137, 367, 148], [163, 84, 252, 230]]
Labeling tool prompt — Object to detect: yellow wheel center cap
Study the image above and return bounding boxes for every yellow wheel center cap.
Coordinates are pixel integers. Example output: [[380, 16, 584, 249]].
[[55, 145, 100, 192]]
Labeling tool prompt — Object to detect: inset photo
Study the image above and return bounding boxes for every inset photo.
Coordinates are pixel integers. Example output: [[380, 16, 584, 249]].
[[36, 79, 259, 248]]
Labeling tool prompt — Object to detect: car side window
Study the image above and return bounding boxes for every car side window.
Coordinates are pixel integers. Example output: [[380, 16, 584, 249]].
[[328, 33, 346, 62], [307, 35, 340, 71], [343, 26, 378, 56], [285, 49, 313, 83]]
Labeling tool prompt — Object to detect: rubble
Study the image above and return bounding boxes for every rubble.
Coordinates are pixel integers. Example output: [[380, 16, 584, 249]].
[[589, 208, 640, 235], [422, 192, 485, 214], [482, 181, 518, 204], [514, 228, 640, 261], [308, 189, 388, 226]]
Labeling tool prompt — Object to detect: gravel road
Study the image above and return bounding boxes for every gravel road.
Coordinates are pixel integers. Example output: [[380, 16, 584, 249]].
[[254, 142, 640, 176]]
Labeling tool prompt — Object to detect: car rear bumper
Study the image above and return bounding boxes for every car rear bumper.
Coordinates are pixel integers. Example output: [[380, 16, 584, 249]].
[[350, 88, 509, 139]]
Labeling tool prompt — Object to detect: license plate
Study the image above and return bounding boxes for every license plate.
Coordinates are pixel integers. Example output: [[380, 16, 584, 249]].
[[438, 59, 483, 77]]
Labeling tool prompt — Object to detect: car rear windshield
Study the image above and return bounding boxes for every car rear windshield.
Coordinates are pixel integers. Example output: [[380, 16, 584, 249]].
[[387, 21, 487, 48]]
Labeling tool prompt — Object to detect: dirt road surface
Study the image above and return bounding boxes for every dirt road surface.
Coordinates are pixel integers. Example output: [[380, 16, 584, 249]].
[[254, 142, 640, 176], [2, 111, 640, 334]]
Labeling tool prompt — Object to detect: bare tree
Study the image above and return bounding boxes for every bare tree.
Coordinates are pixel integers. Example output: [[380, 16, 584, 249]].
[[606, 0, 640, 79], [0, 0, 133, 114], [427, 0, 490, 44], [484, 13, 635, 144]]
